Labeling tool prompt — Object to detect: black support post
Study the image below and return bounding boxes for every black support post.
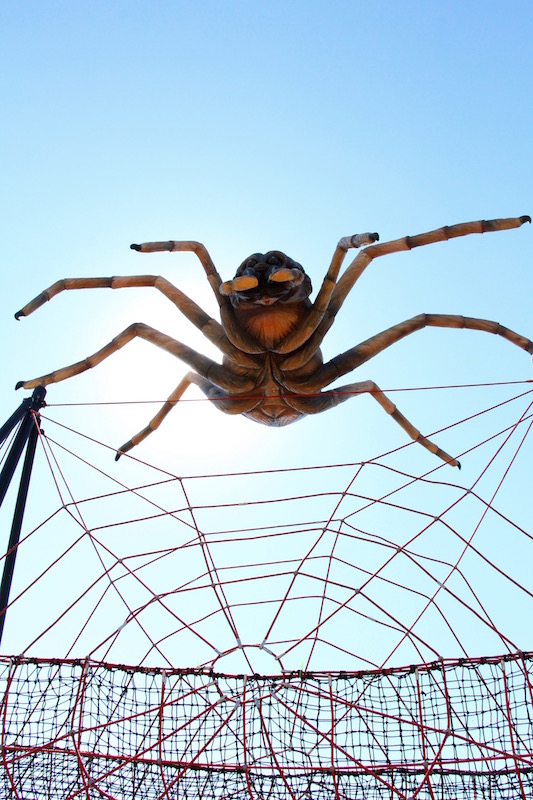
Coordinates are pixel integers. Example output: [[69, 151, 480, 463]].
[[0, 387, 46, 647]]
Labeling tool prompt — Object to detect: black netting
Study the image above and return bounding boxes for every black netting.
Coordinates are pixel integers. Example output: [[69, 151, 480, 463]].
[[1, 653, 532, 799]]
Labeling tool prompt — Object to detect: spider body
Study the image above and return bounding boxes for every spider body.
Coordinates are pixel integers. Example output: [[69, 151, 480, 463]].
[[225, 251, 312, 349], [15, 215, 532, 466], [218, 249, 317, 426]]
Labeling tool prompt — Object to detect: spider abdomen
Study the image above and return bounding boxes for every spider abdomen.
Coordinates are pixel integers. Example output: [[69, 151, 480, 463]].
[[243, 397, 304, 427]]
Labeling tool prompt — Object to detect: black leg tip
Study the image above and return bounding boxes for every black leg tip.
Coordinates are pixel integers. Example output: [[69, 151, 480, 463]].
[[130, 243, 141, 251], [519, 215, 531, 225], [15, 381, 24, 390], [14, 311, 23, 320], [371, 232, 379, 242], [115, 451, 122, 461], [456, 460, 461, 470]]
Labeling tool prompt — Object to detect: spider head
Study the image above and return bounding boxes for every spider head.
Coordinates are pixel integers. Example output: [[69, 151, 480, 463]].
[[220, 251, 312, 308]]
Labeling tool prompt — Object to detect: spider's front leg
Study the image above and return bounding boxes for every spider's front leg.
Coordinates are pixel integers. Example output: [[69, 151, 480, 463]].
[[280, 215, 531, 364], [130, 239, 224, 303], [14, 273, 262, 364], [130, 239, 266, 355], [272, 231, 380, 354]]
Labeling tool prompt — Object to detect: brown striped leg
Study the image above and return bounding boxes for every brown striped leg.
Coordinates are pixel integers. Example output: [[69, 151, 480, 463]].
[[330, 215, 530, 318], [116, 372, 261, 458], [290, 313, 533, 389], [272, 232, 379, 354], [130, 239, 265, 355], [130, 239, 224, 302], [287, 380, 459, 467], [16, 323, 256, 393], [279, 215, 530, 365], [14, 275, 261, 365]]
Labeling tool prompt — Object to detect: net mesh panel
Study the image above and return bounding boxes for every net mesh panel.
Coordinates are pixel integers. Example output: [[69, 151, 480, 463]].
[[1, 655, 532, 799], [0, 382, 532, 798]]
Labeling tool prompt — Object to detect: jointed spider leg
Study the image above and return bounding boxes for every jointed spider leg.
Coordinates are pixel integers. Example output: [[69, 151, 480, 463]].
[[130, 240, 266, 355], [331, 216, 531, 320], [280, 310, 533, 466], [15, 276, 260, 366], [278, 215, 530, 363], [130, 240, 224, 302], [285, 380, 460, 467], [16, 323, 258, 392], [300, 313, 533, 390], [130, 240, 270, 356], [272, 231, 379, 353], [116, 371, 263, 458]]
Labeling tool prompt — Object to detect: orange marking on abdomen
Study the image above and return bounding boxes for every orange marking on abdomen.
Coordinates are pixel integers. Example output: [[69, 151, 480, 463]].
[[235, 304, 306, 349]]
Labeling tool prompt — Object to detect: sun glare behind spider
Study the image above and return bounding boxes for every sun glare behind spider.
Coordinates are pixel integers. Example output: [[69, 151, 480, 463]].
[[15, 215, 532, 466]]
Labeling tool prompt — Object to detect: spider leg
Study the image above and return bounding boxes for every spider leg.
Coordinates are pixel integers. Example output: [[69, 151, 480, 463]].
[[274, 231, 379, 353], [286, 380, 460, 467], [296, 313, 533, 389], [16, 323, 257, 392], [277, 214, 530, 361], [116, 371, 262, 458], [15, 275, 259, 366], [283, 314, 533, 384], [332, 216, 530, 318], [131, 240, 266, 356], [130, 240, 224, 302]]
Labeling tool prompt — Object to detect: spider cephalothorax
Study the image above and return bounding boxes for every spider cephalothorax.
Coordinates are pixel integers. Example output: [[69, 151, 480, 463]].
[[220, 251, 314, 352], [15, 215, 531, 466], [221, 251, 312, 309]]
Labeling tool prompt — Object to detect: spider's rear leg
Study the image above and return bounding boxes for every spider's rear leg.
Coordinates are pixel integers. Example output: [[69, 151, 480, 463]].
[[287, 380, 460, 467], [116, 372, 263, 458]]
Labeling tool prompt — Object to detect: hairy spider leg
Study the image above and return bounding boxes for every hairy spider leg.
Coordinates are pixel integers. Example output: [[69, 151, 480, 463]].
[[116, 371, 262, 459], [276, 215, 531, 362], [293, 313, 533, 390], [285, 380, 459, 467], [131, 240, 264, 355], [15, 275, 258, 367], [280, 312, 533, 467], [267, 231, 379, 354], [16, 323, 257, 393], [130, 240, 224, 299]]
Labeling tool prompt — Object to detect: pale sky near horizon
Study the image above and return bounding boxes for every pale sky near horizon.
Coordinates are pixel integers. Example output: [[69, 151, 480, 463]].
[[0, 1, 532, 672]]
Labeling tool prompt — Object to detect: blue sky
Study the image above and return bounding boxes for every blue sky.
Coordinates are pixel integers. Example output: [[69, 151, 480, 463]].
[[0, 1, 532, 672]]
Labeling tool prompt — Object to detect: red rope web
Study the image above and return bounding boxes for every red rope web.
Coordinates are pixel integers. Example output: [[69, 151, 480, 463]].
[[0, 381, 532, 798]]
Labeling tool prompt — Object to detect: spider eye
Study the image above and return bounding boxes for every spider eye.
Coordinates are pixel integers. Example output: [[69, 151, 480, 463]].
[[245, 258, 258, 269], [267, 255, 281, 266]]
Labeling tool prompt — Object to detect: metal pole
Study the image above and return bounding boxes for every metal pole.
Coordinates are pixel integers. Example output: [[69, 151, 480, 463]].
[[0, 398, 32, 445], [0, 423, 40, 645], [0, 412, 35, 509], [0, 386, 46, 508], [0, 387, 46, 648]]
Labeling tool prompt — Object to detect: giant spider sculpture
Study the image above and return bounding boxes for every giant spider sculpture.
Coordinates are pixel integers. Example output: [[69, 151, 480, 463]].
[[16, 215, 531, 466]]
